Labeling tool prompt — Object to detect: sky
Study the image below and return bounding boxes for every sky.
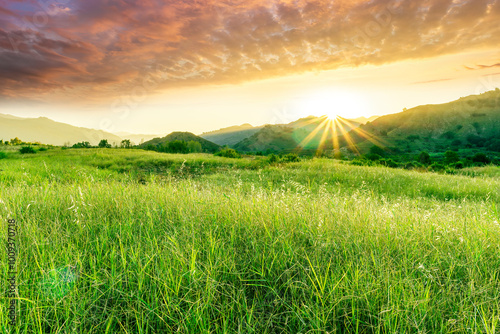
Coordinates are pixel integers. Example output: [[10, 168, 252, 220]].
[[1, 0, 500, 135]]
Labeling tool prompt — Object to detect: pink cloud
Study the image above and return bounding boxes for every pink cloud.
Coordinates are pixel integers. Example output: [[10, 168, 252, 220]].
[[0, 0, 499, 103]]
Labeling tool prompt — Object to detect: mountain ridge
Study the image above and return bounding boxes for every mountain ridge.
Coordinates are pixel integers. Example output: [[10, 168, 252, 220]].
[[139, 131, 221, 153]]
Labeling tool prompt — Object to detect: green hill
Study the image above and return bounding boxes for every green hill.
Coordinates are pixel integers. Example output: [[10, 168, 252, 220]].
[[233, 116, 363, 152], [140, 132, 221, 153], [200, 124, 262, 146], [342, 89, 500, 153]]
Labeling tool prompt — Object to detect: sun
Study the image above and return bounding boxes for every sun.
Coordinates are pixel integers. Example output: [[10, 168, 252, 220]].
[[296, 89, 369, 120]]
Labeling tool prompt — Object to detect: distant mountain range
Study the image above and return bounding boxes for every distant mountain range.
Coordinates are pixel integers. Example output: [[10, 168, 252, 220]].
[[200, 115, 376, 151], [2, 89, 498, 154], [0, 114, 159, 146]]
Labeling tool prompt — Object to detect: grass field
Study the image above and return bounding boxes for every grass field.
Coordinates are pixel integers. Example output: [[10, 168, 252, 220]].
[[1, 148, 500, 333]]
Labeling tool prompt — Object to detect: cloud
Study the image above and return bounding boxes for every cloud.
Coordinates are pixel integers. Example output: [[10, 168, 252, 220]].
[[466, 62, 500, 70], [1, 0, 500, 103], [412, 78, 453, 85]]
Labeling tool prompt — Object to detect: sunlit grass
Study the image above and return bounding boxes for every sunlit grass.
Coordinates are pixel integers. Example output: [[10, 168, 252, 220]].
[[1, 149, 500, 333]]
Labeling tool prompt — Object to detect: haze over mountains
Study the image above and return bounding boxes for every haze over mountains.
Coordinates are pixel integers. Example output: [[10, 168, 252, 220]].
[[1, 90, 499, 154], [0, 114, 160, 146]]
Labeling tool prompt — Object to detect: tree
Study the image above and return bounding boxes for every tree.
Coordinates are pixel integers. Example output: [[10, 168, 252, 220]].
[[369, 145, 385, 157], [441, 131, 455, 140], [120, 139, 132, 149], [73, 141, 92, 148], [472, 153, 490, 164], [167, 140, 188, 153], [187, 141, 202, 153], [488, 139, 500, 152], [10, 137, 22, 145], [418, 151, 432, 165], [98, 139, 111, 148], [444, 150, 459, 164]]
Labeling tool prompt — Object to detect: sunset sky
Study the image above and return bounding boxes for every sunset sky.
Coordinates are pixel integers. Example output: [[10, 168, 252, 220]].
[[1, 0, 500, 135]]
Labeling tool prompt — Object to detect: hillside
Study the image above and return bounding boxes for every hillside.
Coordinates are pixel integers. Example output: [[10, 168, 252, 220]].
[[0, 114, 123, 146], [233, 116, 364, 152], [200, 123, 262, 146], [351, 115, 380, 124], [343, 89, 500, 153], [140, 132, 221, 153]]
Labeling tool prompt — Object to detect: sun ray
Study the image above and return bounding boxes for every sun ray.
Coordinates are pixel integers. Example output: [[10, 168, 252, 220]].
[[336, 117, 388, 148], [296, 116, 330, 150], [294, 115, 329, 128], [335, 118, 360, 155], [331, 118, 340, 152], [317, 119, 332, 153]]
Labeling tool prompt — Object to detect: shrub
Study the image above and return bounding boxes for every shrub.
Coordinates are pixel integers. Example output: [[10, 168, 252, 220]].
[[444, 151, 460, 164], [445, 168, 456, 175], [0, 151, 7, 159], [20, 146, 36, 154], [418, 151, 432, 165], [429, 163, 445, 171], [472, 153, 490, 164], [404, 162, 416, 169], [268, 154, 279, 163], [384, 159, 399, 168], [452, 161, 464, 169], [215, 148, 241, 159], [365, 153, 381, 161], [369, 145, 386, 156], [351, 159, 366, 166], [282, 153, 300, 163], [441, 131, 455, 140], [38, 147, 48, 152]]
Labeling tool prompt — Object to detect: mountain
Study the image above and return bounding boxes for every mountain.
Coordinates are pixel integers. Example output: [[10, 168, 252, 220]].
[[140, 132, 221, 153], [342, 89, 500, 153], [351, 116, 379, 124], [200, 123, 262, 147], [233, 125, 300, 152], [233, 115, 365, 152], [0, 114, 123, 146]]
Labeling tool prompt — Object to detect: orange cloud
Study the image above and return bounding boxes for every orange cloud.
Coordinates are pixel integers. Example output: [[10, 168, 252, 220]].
[[1, 0, 500, 103]]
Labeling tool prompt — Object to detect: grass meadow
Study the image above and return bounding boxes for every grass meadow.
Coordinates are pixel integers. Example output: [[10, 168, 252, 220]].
[[1, 148, 500, 333]]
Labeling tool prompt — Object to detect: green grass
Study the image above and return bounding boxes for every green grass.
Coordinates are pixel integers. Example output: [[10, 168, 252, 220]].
[[1, 149, 500, 333]]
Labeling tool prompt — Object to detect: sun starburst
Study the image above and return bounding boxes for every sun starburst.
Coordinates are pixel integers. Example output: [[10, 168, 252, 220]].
[[292, 115, 386, 156]]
